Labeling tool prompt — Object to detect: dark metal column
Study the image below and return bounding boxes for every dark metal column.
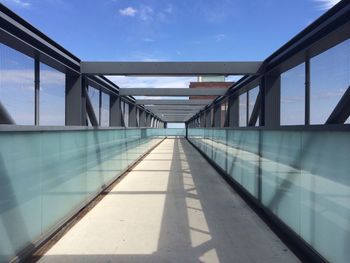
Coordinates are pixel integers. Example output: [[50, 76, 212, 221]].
[[305, 59, 310, 125], [264, 71, 280, 127], [66, 74, 85, 125], [110, 95, 123, 127], [34, 58, 40, 125], [200, 113, 205, 127], [228, 95, 239, 127], [139, 109, 146, 127], [146, 113, 151, 127], [205, 110, 211, 127], [0, 101, 15, 124], [213, 104, 221, 127], [129, 104, 137, 127]]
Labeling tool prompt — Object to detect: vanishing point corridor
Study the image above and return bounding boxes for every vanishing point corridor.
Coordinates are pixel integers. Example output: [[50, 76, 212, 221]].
[[38, 139, 298, 263]]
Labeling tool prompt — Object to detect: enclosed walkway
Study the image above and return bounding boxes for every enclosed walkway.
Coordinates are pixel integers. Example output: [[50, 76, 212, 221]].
[[38, 139, 298, 263]]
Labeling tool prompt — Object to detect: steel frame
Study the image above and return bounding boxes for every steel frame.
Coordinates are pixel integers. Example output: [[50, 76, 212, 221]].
[[0, 2, 349, 129]]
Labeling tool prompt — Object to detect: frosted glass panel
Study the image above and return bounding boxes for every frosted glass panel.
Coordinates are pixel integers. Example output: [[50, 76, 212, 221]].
[[188, 128, 350, 263], [0, 128, 161, 262], [260, 131, 302, 233], [300, 132, 350, 263]]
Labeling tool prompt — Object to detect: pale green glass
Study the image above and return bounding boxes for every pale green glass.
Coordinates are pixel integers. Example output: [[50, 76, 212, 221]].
[[211, 129, 227, 171], [260, 131, 302, 234], [188, 128, 350, 263], [0, 133, 42, 263], [300, 131, 350, 263], [226, 130, 259, 196], [0, 128, 161, 262]]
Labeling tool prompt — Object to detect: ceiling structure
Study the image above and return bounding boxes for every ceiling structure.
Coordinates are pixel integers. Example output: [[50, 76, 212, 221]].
[[81, 61, 262, 123]]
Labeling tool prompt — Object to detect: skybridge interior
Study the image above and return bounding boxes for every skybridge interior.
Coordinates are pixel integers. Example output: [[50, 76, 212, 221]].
[[0, 1, 350, 263]]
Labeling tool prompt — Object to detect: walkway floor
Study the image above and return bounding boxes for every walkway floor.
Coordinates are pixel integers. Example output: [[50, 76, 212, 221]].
[[39, 138, 299, 263]]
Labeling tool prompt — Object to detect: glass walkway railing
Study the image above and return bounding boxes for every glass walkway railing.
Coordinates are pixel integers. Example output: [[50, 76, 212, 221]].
[[188, 127, 350, 263], [0, 128, 165, 263]]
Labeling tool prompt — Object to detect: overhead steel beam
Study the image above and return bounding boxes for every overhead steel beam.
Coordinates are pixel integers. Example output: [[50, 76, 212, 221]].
[[160, 114, 193, 117], [119, 88, 228, 96], [86, 94, 98, 126], [145, 105, 203, 110], [81, 61, 262, 76], [150, 109, 200, 113], [136, 99, 212, 105], [165, 119, 187, 122], [326, 86, 350, 124], [151, 109, 199, 113], [0, 101, 15, 124], [248, 92, 261, 126]]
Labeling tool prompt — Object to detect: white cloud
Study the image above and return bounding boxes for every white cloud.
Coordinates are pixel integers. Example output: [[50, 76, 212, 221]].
[[106, 76, 196, 90], [119, 6, 137, 17], [142, 38, 156, 42], [314, 0, 341, 10], [1, 69, 64, 87], [164, 4, 173, 14], [140, 6, 154, 21], [214, 34, 227, 42], [3, 0, 31, 8], [119, 5, 173, 22]]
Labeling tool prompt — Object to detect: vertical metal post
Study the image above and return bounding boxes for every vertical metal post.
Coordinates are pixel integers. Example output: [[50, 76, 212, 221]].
[[205, 110, 211, 127], [0, 101, 15, 124], [246, 90, 249, 126], [200, 112, 205, 127], [139, 109, 146, 127], [98, 88, 102, 126], [110, 95, 123, 126], [259, 78, 265, 126], [129, 104, 137, 127], [264, 71, 280, 127], [34, 58, 40, 125], [228, 94, 239, 127], [305, 58, 310, 125], [214, 104, 221, 127], [66, 74, 84, 126]]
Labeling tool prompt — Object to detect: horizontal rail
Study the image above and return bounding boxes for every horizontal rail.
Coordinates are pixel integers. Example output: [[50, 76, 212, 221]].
[[81, 61, 262, 76], [136, 99, 212, 105], [119, 88, 228, 96]]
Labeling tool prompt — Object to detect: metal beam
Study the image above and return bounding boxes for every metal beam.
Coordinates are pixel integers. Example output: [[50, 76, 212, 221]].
[[86, 94, 98, 126], [81, 61, 262, 76], [264, 72, 280, 127], [145, 105, 203, 110], [150, 109, 199, 114], [66, 74, 84, 125], [326, 86, 350, 124], [160, 114, 193, 117], [119, 88, 228, 96], [0, 101, 15, 124], [136, 99, 212, 105], [163, 119, 188, 122], [151, 109, 199, 113], [213, 104, 221, 127], [248, 92, 261, 126], [129, 104, 137, 127], [110, 95, 123, 127]]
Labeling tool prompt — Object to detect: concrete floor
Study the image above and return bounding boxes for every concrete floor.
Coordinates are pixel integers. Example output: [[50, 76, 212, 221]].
[[39, 138, 299, 263]]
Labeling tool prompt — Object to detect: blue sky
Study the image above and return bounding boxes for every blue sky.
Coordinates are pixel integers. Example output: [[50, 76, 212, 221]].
[[2, 0, 346, 128], [1, 0, 341, 62]]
